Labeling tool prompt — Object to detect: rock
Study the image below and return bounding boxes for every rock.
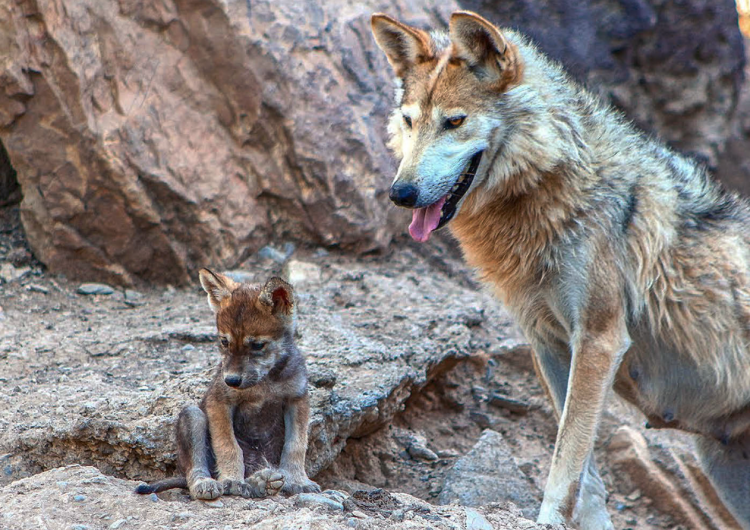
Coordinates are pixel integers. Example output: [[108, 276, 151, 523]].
[[77, 283, 115, 296], [284, 260, 323, 286], [608, 426, 741, 530], [25, 284, 48, 294], [465, 508, 493, 530], [438, 429, 541, 520], [488, 393, 531, 415], [0, 142, 19, 207], [0, 467, 548, 530], [0, 263, 30, 283], [0, 0, 743, 284], [294, 492, 345, 511]]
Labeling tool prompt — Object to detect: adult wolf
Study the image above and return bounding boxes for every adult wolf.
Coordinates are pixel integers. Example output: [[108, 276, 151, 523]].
[[372, 11, 750, 529]]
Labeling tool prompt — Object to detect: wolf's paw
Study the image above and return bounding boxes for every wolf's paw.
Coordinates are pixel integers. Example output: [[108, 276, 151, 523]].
[[279, 471, 320, 495], [221, 478, 255, 498], [190, 478, 223, 500], [245, 468, 285, 498]]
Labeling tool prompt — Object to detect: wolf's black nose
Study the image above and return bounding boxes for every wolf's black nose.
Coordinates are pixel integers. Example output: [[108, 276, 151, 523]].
[[224, 375, 242, 388], [390, 183, 419, 207]]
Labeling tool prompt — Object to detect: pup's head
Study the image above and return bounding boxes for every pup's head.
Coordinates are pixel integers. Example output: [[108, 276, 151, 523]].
[[199, 269, 295, 390], [371, 11, 524, 241]]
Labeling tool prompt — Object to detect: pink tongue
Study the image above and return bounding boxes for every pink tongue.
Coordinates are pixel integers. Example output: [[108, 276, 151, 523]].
[[409, 196, 447, 242]]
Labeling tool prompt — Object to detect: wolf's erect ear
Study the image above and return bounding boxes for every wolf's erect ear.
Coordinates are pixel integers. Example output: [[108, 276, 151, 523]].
[[371, 13, 433, 77], [199, 268, 237, 313], [259, 277, 295, 316], [449, 11, 522, 90]]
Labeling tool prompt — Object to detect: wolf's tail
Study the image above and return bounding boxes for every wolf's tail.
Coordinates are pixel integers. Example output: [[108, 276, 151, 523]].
[[134, 477, 188, 494]]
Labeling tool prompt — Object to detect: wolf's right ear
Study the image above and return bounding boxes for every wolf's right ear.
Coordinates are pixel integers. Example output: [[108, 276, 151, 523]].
[[199, 268, 236, 313], [371, 14, 433, 77]]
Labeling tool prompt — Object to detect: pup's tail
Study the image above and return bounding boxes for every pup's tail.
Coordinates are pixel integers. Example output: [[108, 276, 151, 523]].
[[134, 477, 188, 494]]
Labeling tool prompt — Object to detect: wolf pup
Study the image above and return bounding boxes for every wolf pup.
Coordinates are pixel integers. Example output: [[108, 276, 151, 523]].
[[135, 270, 319, 499], [372, 11, 750, 530]]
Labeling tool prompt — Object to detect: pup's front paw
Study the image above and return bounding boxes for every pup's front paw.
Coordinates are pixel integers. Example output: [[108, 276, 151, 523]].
[[190, 477, 223, 500], [245, 468, 285, 498], [221, 478, 255, 498], [279, 470, 320, 495]]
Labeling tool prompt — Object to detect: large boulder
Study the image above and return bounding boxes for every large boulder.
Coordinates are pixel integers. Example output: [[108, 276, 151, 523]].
[[0, 0, 745, 285]]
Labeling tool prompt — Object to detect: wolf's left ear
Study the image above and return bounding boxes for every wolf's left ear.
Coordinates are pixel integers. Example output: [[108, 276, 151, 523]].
[[449, 11, 522, 90], [372, 13, 433, 77], [259, 277, 295, 316], [199, 268, 237, 313]]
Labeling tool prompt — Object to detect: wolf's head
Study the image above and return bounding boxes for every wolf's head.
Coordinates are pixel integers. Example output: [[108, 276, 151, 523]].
[[372, 11, 527, 241], [199, 269, 296, 390]]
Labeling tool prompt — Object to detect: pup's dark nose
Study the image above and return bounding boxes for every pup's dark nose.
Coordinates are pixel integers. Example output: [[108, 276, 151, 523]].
[[390, 183, 419, 207], [224, 375, 242, 388]]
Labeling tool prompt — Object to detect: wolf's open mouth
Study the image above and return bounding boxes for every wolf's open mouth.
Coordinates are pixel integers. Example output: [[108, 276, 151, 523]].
[[409, 151, 483, 242]]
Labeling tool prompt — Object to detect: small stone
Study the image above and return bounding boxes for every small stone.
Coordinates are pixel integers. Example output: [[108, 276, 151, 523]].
[[109, 519, 127, 529], [436, 449, 460, 459], [488, 393, 531, 414], [181, 344, 196, 352], [465, 508, 493, 530], [73, 494, 86, 501], [322, 490, 348, 503], [26, 284, 49, 294], [407, 441, 438, 462], [124, 289, 142, 300], [202, 498, 223, 508], [284, 260, 322, 285], [258, 246, 288, 263], [626, 489, 642, 501], [149, 493, 158, 502], [294, 492, 344, 511], [0, 263, 30, 283], [77, 283, 115, 295], [71, 526, 89, 530], [351, 510, 367, 519]]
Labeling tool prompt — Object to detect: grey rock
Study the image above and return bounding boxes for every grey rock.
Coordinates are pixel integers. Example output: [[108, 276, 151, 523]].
[[439, 430, 541, 520], [294, 493, 345, 511], [25, 284, 48, 294], [465, 508, 493, 530], [76, 283, 115, 296], [0, 263, 30, 283]]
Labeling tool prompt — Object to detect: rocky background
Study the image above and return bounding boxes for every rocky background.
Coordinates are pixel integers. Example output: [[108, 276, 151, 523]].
[[1, 0, 749, 529]]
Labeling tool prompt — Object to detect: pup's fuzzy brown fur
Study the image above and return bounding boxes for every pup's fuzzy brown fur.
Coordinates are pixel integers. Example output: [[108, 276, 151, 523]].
[[135, 270, 319, 499]]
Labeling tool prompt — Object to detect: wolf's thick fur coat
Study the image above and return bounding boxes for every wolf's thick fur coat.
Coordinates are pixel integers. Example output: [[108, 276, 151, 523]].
[[372, 11, 750, 529]]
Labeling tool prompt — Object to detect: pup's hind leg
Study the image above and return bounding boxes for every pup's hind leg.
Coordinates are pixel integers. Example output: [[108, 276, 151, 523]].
[[176, 405, 222, 500], [531, 337, 614, 530], [695, 436, 750, 530]]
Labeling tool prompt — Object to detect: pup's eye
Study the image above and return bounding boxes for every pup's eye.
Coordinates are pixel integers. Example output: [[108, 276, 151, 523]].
[[249, 341, 266, 352], [219, 337, 229, 348], [445, 116, 466, 129], [403, 115, 412, 128]]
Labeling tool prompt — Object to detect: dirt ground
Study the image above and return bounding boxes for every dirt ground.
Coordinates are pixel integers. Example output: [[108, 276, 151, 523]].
[[0, 202, 730, 530]]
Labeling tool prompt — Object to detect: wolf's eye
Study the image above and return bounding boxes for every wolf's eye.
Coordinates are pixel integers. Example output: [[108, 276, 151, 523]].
[[445, 116, 466, 129], [403, 115, 412, 128], [249, 341, 266, 352], [219, 337, 229, 348]]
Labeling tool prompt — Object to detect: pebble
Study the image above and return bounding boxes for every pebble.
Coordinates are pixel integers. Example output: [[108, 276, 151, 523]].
[[109, 519, 127, 529], [201, 498, 223, 508], [294, 492, 344, 511], [26, 284, 49, 294], [181, 344, 196, 352], [351, 510, 367, 519], [0, 263, 30, 283], [408, 442, 438, 461], [465, 508, 493, 530], [149, 493, 158, 503], [77, 283, 115, 296], [71, 526, 89, 530], [73, 494, 86, 502]]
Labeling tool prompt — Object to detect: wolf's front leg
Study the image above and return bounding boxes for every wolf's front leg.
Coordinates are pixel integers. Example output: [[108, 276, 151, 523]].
[[278, 396, 320, 494], [205, 398, 246, 496], [537, 314, 629, 529]]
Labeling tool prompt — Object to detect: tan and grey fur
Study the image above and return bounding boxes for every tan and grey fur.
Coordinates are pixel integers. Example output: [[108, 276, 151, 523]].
[[372, 11, 750, 529], [135, 270, 319, 499]]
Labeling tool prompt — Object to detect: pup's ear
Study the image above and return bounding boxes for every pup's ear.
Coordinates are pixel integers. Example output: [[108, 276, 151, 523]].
[[199, 268, 237, 313], [449, 11, 522, 90], [371, 13, 433, 77], [259, 277, 295, 316]]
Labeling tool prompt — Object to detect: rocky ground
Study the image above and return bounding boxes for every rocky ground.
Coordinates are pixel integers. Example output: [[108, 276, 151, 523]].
[[0, 202, 744, 530]]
